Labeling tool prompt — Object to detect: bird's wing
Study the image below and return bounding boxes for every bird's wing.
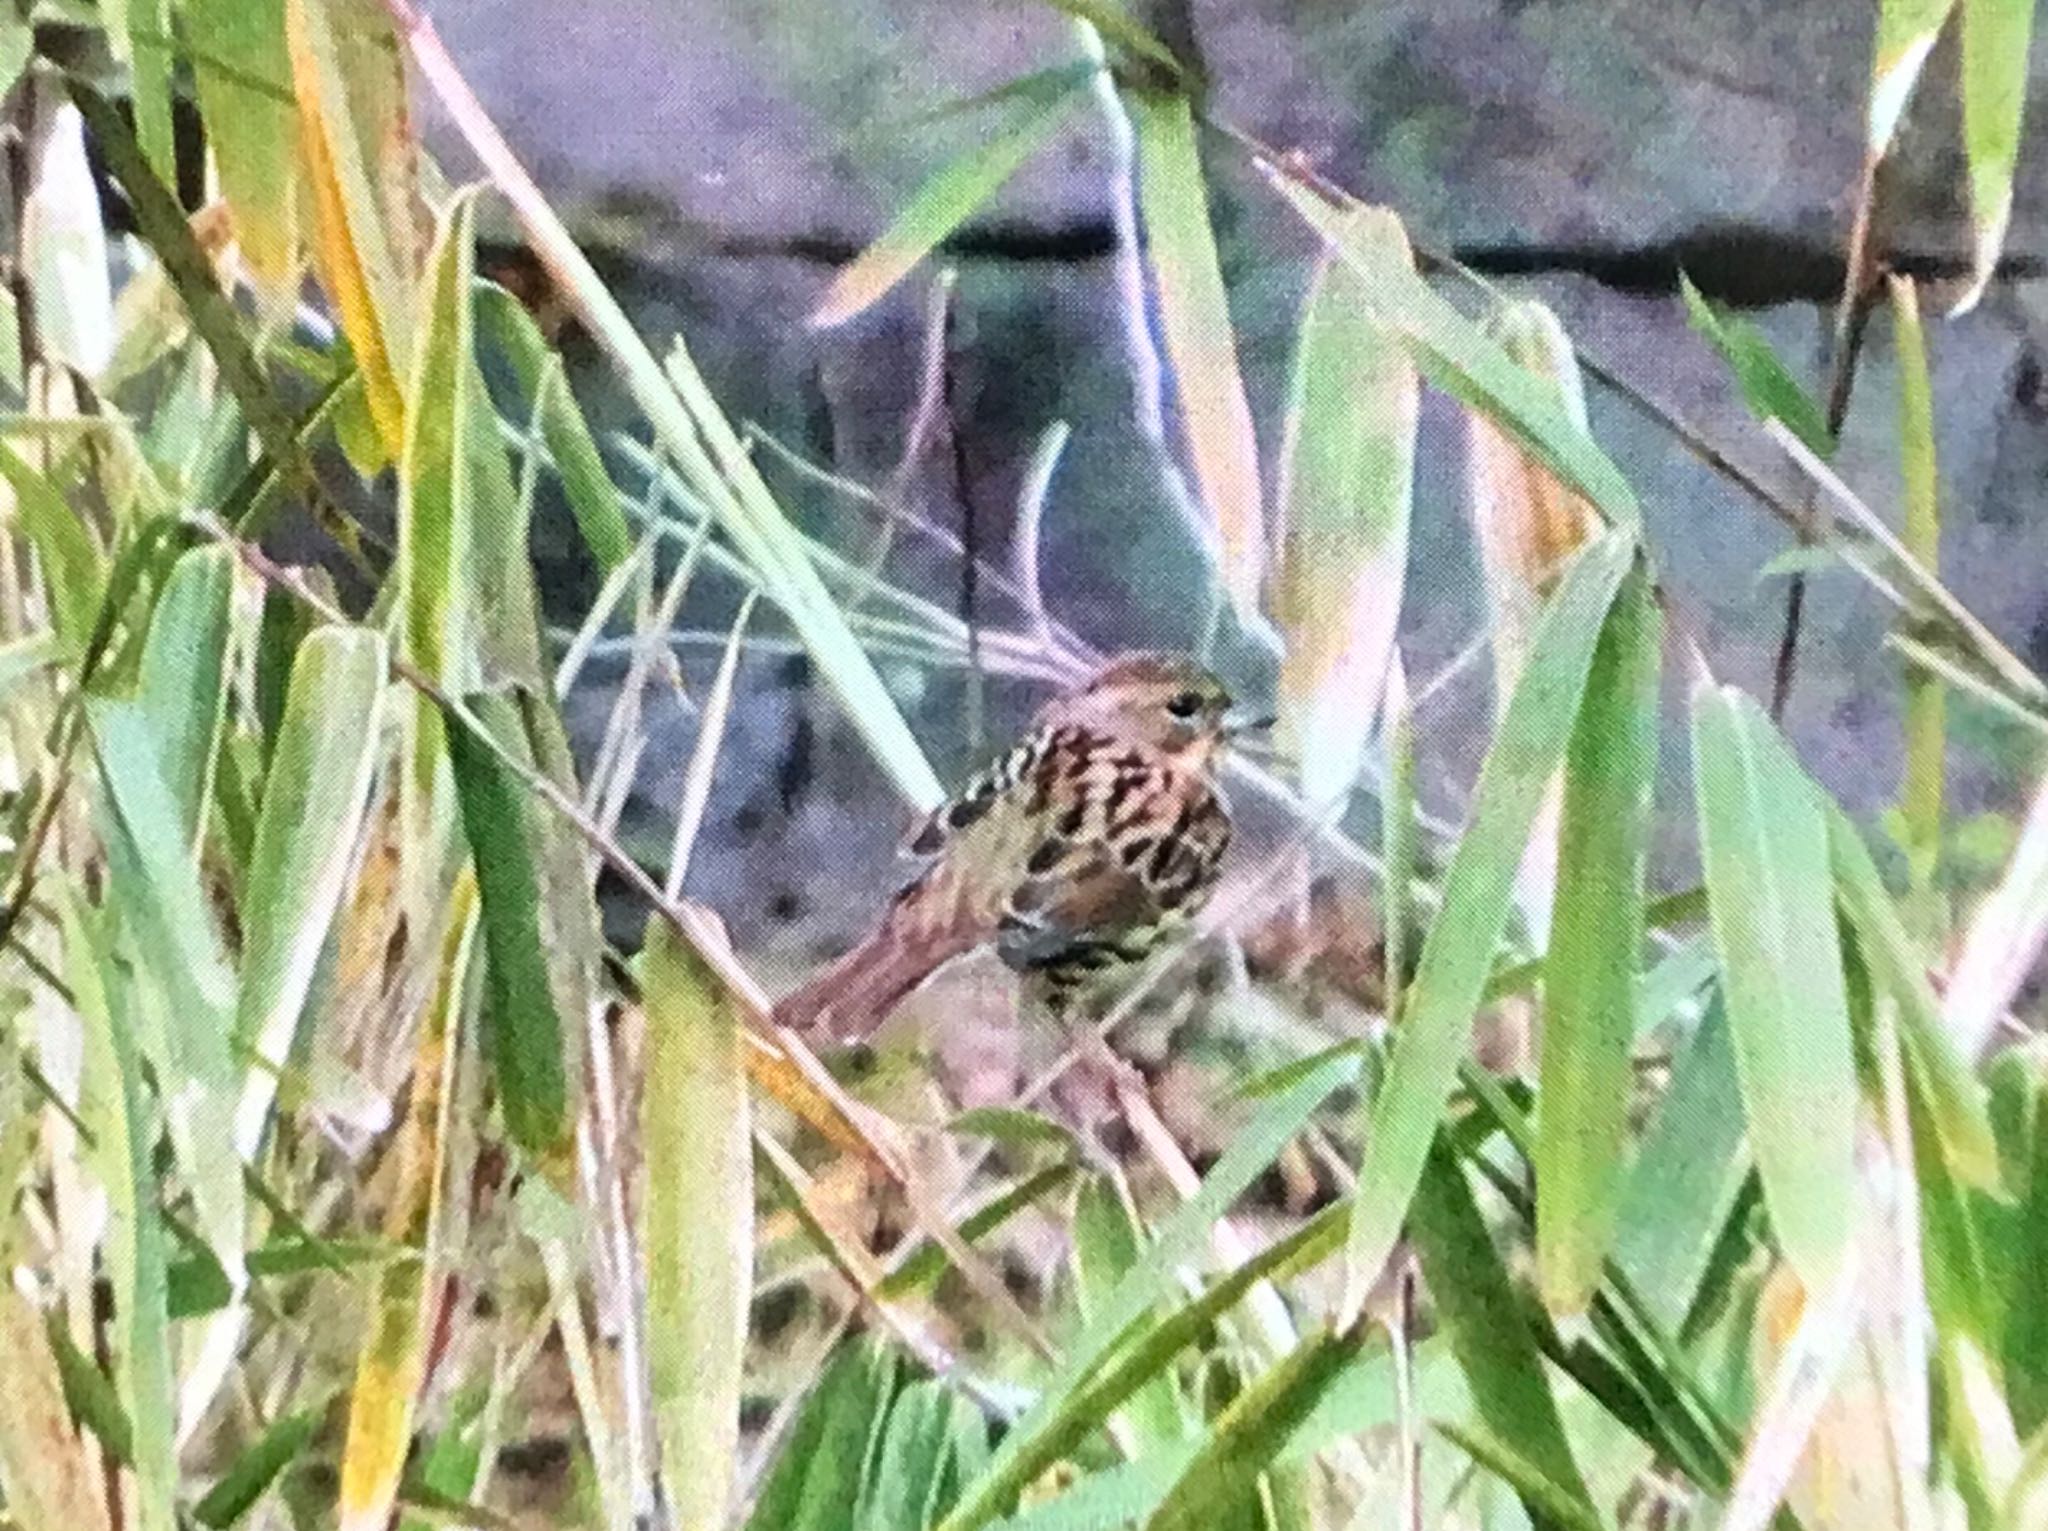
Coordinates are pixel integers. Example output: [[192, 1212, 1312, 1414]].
[[900, 727, 1053, 858], [994, 756, 1231, 975]]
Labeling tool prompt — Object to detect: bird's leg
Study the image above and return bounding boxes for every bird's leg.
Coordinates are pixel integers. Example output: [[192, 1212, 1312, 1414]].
[[1035, 985, 1149, 1177]]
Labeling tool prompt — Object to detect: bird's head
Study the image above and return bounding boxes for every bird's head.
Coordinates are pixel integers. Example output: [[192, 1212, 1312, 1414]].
[[1045, 651, 1267, 768]]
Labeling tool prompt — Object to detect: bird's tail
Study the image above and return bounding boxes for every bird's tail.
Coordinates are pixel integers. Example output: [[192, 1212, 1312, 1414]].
[[771, 909, 983, 1040]]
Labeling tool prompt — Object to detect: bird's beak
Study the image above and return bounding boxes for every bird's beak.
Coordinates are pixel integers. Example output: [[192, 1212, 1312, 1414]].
[[1222, 708, 1276, 740]]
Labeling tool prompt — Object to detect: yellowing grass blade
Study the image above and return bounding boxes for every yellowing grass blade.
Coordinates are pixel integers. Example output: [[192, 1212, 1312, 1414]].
[[337, 876, 476, 1531], [1269, 175, 1636, 527], [1467, 300, 1604, 949], [1273, 208, 1417, 807], [1954, 0, 2035, 313], [641, 912, 753, 1530], [1127, 87, 1265, 624], [812, 73, 1086, 329], [189, 0, 301, 298], [287, 0, 423, 456]]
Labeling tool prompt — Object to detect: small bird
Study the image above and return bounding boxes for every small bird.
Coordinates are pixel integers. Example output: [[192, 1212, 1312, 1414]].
[[774, 652, 1258, 1039]]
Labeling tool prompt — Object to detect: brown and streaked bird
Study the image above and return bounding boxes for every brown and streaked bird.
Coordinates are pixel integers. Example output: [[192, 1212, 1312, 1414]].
[[774, 652, 1258, 1040]]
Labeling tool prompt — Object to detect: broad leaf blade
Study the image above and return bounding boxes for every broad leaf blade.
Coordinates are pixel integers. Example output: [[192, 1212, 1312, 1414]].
[[61, 890, 175, 1531], [444, 694, 569, 1160], [0, 438, 104, 652], [90, 698, 246, 1285], [1345, 529, 1635, 1298], [1871, 0, 1959, 151], [1129, 86, 1266, 624], [1145, 1327, 1369, 1531], [812, 74, 1087, 328], [136, 544, 234, 845], [642, 914, 753, 1530], [1272, 208, 1417, 806], [1955, 0, 2036, 313], [1412, 1143, 1598, 1525], [233, 625, 388, 1159], [190, 0, 301, 295], [1691, 682, 1859, 1289], [1537, 556, 1662, 1313], [1268, 177, 1637, 526], [1612, 995, 1752, 1334], [1680, 274, 1834, 456]]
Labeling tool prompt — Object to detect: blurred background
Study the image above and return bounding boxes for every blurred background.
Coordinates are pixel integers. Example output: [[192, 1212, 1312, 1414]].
[[427, 0, 2048, 971]]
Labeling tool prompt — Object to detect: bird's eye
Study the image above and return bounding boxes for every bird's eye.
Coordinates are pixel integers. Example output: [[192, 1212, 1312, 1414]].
[[1165, 689, 1206, 719]]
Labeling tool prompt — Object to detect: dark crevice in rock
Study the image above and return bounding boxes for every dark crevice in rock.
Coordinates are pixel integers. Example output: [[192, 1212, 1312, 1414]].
[[484, 217, 2044, 321]]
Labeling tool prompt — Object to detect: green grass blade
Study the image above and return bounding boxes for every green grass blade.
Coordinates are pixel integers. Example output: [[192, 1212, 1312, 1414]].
[[1382, 658, 1417, 1028], [1612, 995, 1752, 1335], [103, 0, 175, 188], [1272, 208, 1418, 806], [1144, 1326, 1370, 1531], [940, 1056, 1358, 1531], [1267, 177, 1637, 527], [408, 33, 944, 808], [187, 0, 299, 295], [90, 697, 247, 1284], [960, 1201, 1351, 1531], [1944, 770, 2048, 1060], [745, 1340, 901, 1531], [641, 915, 753, 1531], [1537, 555, 1662, 1313], [1955, 0, 2036, 312], [0, 437, 104, 652], [1690, 681, 1859, 1289], [812, 73, 1087, 329], [1345, 529, 1634, 1298], [1071, 1174, 1189, 1452], [1680, 274, 1835, 457], [475, 282, 634, 573], [1035, 0, 1188, 84], [61, 887, 177, 1531], [1128, 85, 1266, 623], [1411, 1142, 1598, 1524], [67, 78, 311, 530], [193, 1404, 326, 1528], [444, 692, 569, 1158], [136, 544, 233, 844], [1870, 0, 1958, 150], [232, 625, 388, 1159], [1890, 274, 1946, 930], [401, 187, 483, 692], [1827, 807, 1999, 1186]]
